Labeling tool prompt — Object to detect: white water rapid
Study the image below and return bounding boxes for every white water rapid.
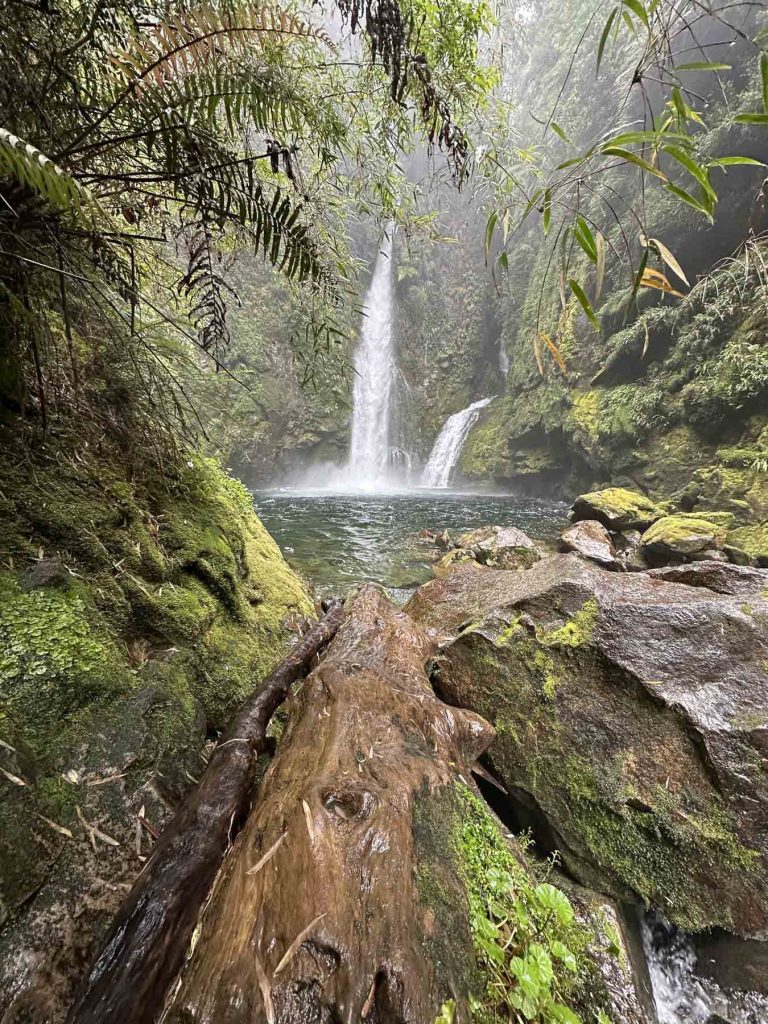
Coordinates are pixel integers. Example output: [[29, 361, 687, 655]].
[[347, 234, 396, 489], [421, 397, 493, 489]]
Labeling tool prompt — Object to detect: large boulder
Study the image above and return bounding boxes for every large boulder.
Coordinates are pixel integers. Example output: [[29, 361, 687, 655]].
[[559, 520, 616, 568], [406, 555, 768, 938], [640, 513, 733, 564], [571, 488, 665, 531], [457, 524, 540, 570]]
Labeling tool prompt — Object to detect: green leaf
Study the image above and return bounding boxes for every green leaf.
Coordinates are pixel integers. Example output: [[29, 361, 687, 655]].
[[534, 882, 576, 924], [484, 210, 498, 261], [663, 144, 717, 203], [622, 0, 648, 27], [601, 146, 668, 180], [664, 181, 714, 220], [543, 188, 552, 235], [551, 121, 570, 143], [550, 940, 578, 972], [762, 52, 768, 111], [596, 8, 619, 74], [550, 1005, 582, 1024], [630, 250, 649, 304], [435, 999, 456, 1024], [555, 155, 586, 169], [574, 216, 597, 262], [709, 156, 766, 168], [735, 112, 768, 124]]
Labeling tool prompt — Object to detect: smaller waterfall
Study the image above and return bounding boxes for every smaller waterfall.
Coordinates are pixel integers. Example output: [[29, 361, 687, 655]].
[[422, 397, 493, 489]]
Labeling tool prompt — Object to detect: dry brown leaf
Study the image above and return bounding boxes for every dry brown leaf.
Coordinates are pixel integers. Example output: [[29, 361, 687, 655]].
[[532, 334, 545, 376], [302, 798, 315, 845], [273, 913, 326, 976], [247, 832, 286, 875], [538, 333, 567, 373]]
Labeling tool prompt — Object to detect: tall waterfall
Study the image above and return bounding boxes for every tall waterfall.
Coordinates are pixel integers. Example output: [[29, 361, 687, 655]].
[[347, 234, 396, 489], [422, 397, 493, 489]]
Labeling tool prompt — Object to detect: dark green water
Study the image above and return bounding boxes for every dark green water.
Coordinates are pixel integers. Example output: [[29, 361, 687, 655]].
[[253, 490, 567, 595]]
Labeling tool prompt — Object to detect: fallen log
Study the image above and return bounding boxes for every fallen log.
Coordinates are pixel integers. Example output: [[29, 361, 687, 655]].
[[162, 584, 497, 1023], [67, 599, 345, 1024]]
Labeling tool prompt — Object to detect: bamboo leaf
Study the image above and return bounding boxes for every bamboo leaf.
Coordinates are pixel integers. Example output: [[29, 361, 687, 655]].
[[709, 156, 766, 168], [543, 189, 552, 236], [735, 112, 768, 124], [630, 250, 649, 304], [596, 8, 619, 75], [639, 269, 685, 298], [484, 210, 498, 261], [601, 146, 668, 180], [595, 231, 606, 302], [551, 122, 570, 143], [642, 322, 650, 359], [664, 181, 714, 220], [622, 0, 648, 27], [662, 144, 717, 203], [568, 278, 600, 333], [762, 52, 768, 111], [642, 235, 689, 286], [574, 216, 597, 262]]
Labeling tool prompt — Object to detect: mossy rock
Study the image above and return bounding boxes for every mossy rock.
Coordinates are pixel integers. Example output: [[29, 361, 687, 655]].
[[571, 488, 665, 530], [727, 523, 768, 566], [408, 555, 768, 936], [641, 513, 730, 561]]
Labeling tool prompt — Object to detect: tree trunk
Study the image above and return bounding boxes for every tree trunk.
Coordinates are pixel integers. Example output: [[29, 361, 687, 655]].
[[67, 599, 345, 1024], [163, 585, 495, 1024]]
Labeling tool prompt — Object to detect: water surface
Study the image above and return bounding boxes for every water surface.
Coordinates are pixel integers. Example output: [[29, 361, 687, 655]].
[[253, 489, 567, 595]]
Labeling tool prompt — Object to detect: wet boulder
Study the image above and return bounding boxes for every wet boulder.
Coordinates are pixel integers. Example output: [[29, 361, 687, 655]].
[[406, 555, 768, 938], [559, 520, 616, 568], [457, 524, 540, 570], [571, 488, 665, 531], [646, 560, 768, 596], [640, 512, 733, 565]]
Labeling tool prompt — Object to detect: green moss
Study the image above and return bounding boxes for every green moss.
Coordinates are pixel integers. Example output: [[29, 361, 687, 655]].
[[573, 488, 665, 528], [727, 522, 768, 563], [0, 576, 131, 754], [459, 402, 510, 479], [642, 514, 729, 551], [568, 390, 601, 441], [555, 758, 761, 932], [536, 599, 599, 650]]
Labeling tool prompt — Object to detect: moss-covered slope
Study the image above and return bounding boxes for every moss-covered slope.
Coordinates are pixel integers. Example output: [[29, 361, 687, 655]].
[[0, 430, 312, 1020]]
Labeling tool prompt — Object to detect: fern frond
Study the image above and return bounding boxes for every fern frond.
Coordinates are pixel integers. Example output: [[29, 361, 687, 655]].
[[110, 2, 335, 90], [0, 128, 88, 211]]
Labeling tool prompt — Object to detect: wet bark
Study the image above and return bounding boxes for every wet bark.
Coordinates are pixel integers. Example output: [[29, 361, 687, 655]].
[[67, 599, 345, 1024], [163, 585, 495, 1024]]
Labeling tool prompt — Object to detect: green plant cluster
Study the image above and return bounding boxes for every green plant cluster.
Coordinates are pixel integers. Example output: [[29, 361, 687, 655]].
[[454, 786, 610, 1024]]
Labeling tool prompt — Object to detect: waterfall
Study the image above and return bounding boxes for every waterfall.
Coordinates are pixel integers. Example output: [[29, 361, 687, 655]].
[[347, 233, 396, 489], [422, 397, 493, 489]]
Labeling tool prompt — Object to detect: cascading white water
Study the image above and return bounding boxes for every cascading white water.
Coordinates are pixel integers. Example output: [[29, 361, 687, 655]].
[[642, 911, 768, 1024], [347, 234, 396, 489], [422, 397, 493, 489]]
